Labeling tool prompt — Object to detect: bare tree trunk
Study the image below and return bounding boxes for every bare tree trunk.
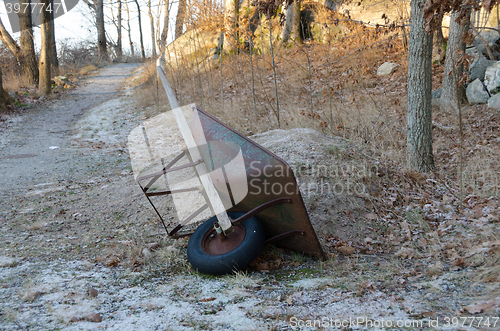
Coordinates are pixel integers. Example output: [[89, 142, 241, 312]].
[[281, 0, 301, 45], [0, 67, 7, 112], [117, 0, 123, 59], [19, 1, 39, 84], [39, 0, 52, 96], [125, 0, 134, 56], [440, 11, 470, 112], [0, 7, 38, 84], [96, 0, 107, 60], [148, 0, 157, 58], [159, 0, 169, 54], [223, 0, 239, 50], [50, 0, 59, 73], [407, 0, 434, 172], [175, 0, 186, 39], [134, 0, 146, 60], [433, 14, 445, 59]]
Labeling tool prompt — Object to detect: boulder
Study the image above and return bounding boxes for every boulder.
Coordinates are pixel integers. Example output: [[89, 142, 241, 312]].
[[466, 79, 490, 104], [488, 93, 500, 110], [469, 56, 495, 81], [473, 30, 500, 59], [484, 62, 500, 94], [377, 62, 399, 76]]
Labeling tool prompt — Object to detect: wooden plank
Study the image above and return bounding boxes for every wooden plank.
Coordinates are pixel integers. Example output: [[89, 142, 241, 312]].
[[156, 62, 232, 231]]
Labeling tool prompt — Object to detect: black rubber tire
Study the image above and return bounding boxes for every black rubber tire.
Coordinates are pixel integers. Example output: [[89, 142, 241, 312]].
[[187, 211, 265, 275]]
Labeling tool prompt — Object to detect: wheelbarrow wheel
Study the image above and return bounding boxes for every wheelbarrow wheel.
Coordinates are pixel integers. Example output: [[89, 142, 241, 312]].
[[187, 211, 265, 275]]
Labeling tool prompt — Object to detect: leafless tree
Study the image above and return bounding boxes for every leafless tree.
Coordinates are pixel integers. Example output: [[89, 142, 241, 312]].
[[0, 1, 39, 84], [148, 0, 157, 58], [0, 68, 7, 112], [175, 0, 187, 38], [407, 0, 434, 172], [39, 0, 52, 96], [134, 0, 146, 59]]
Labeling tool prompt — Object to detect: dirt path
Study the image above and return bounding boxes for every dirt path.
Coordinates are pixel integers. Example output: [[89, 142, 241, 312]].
[[0, 64, 140, 194], [0, 65, 497, 330]]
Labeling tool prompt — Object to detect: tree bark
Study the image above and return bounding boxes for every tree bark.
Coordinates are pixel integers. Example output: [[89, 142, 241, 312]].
[[223, 0, 239, 51], [440, 11, 470, 113], [39, 0, 52, 96], [125, 0, 134, 56], [0, 5, 38, 85], [159, 0, 169, 54], [281, 0, 301, 45], [0, 67, 7, 112], [134, 0, 146, 60], [19, 1, 39, 84], [117, 0, 123, 59], [148, 0, 156, 58], [175, 0, 186, 39], [96, 0, 107, 60], [50, 0, 59, 73], [407, 0, 434, 172]]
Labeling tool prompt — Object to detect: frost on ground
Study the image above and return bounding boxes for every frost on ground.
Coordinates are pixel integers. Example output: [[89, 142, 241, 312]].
[[0, 260, 416, 330]]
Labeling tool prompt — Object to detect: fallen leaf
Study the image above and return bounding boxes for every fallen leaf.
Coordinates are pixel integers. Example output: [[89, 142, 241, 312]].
[[84, 313, 102, 323], [395, 247, 415, 259], [462, 297, 500, 314], [364, 213, 377, 220], [200, 297, 216, 302], [336, 246, 355, 255]]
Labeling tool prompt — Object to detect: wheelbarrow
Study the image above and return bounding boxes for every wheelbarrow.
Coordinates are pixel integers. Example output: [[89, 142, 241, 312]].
[[127, 60, 325, 275]]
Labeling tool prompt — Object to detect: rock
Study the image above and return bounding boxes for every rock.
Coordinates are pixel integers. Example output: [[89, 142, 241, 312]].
[[7, 92, 18, 102], [432, 88, 442, 99], [309, 23, 345, 43], [488, 93, 500, 110], [0, 256, 17, 267], [53, 76, 68, 86], [142, 248, 152, 260], [84, 313, 102, 323], [473, 30, 500, 59], [88, 286, 98, 298], [484, 61, 500, 94], [466, 47, 480, 60], [466, 78, 490, 104], [145, 242, 160, 251], [377, 62, 399, 76], [469, 56, 495, 81]]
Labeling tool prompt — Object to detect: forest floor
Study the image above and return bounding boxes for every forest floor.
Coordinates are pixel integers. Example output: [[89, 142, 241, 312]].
[[0, 63, 499, 330]]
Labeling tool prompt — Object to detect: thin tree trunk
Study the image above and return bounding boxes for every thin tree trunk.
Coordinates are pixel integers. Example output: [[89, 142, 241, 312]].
[[0, 67, 7, 112], [407, 0, 434, 172], [117, 0, 123, 59], [440, 11, 470, 113], [281, 0, 301, 45], [269, 19, 280, 127], [39, 0, 52, 96], [159, 0, 169, 54], [175, 0, 186, 39], [19, 1, 39, 84], [96, 0, 107, 60], [223, 0, 239, 50], [433, 14, 445, 58], [148, 0, 156, 58], [134, 0, 146, 60], [125, 0, 134, 56], [248, 0, 257, 114], [50, 0, 59, 73]]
